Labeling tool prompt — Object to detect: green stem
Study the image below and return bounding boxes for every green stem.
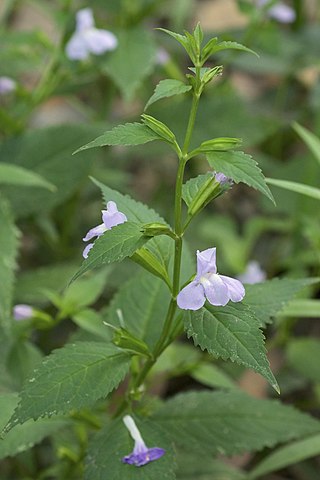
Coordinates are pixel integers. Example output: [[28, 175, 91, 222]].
[[114, 67, 202, 417]]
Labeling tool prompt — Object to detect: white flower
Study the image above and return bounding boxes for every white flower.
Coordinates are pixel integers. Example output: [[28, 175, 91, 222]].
[[66, 8, 117, 61], [0, 76, 16, 95]]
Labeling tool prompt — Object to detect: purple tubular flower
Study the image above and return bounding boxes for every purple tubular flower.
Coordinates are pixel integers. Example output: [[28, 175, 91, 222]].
[[214, 172, 233, 186], [122, 415, 165, 467], [257, 0, 296, 23], [177, 248, 245, 310], [0, 76, 16, 95], [237, 261, 266, 284], [82, 201, 127, 258], [65, 8, 118, 61], [13, 304, 33, 321]]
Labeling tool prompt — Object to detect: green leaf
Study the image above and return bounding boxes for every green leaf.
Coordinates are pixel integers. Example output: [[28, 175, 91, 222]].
[[191, 362, 237, 390], [157, 28, 192, 59], [6, 340, 43, 389], [293, 122, 320, 166], [177, 454, 245, 479], [0, 393, 67, 460], [202, 38, 258, 62], [183, 303, 279, 391], [152, 390, 320, 456], [182, 173, 214, 209], [0, 163, 56, 190], [0, 196, 20, 331], [0, 124, 105, 218], [103, 27, 156, 102], [266, 177, 320, 201], [287, 338, 320, 383], [71, 222, 149, 283], [243, 278, 318, 327], [85, 418, 176, 480], [207, 151, 275, 204], [145, 79, 192, 110], [5, 342, 131, 430], [92, 179, 172, 269], [72, 309, 111, 341], [279, 299, 320, 318], [104, 271, 170, 349], [74, 123, 161, 154], [248, 434, 320, 479]]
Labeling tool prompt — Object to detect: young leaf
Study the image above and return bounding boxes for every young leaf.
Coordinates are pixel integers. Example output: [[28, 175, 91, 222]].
[[5, 342, 131, 430], [183, 302, 279, 391], [202, 39, 258, 63], [248, 434, 320, 479], [152, 391, 320, 456], [266, 177, 320, 201], [293, 122, 320, 166], [85, 418, 176, 480], [243, 278, 319, 327], [0, 196, 20, 331], [103, 271, 170, 349], [92, 179, 172, 269], [207, 151, 275, 204], [72, 222, 149, 283], [74, 123, 161, 154], [103, 27, 156, 102], [0, 163, 56, 190], [157, 28, 193, 60], [145, 79, 192, 110]]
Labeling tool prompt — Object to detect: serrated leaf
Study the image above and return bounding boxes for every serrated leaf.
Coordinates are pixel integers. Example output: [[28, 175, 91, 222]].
[[103, 28, 156, 102], [248, 433, 320, 479], [243, 278, 319, 327], [183, 303, 278, 391], [0, 196, 20, 331], [207, 151, 275, 204], [266, 177, 320, 201], [0, 124, 106, 218], [202, 39, 258, 62], [0, 393, 67, 460], [5, 342, 131, 431], [104, 271, 170, 349], [74, 123, 161, 154], [293, 122, 320, 166], [145, 79, 192, 110], [0, 163, 56, 190], [85, 418, 176, 480], [152, 390, 320, 456], [92, 179, 172, 269], [287, 338, 320, 383], [71, 222, 148, 283]]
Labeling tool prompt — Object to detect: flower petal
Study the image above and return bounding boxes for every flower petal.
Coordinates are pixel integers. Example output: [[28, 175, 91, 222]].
[[220, 275, 245, 302], [84, 29, 118, 55], [65, 33, 89, 60], [83, 243, 94, 259], [268, 3, 296, 23], [13, 304, 33, 321], [203, 273, 230, 306], [177, 281, 206, 310], [76, 8, 95, 31], [122, 447, 165, 467], [83, 223, 106, 241], [196, 248, 217, 277], [102, 210, 127, 229], [237, 261, 266, 284]]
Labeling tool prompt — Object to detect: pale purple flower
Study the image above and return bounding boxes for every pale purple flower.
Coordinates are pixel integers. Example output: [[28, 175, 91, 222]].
[[13, 304, 33, 321], [156, 48, 170, 65], [0, 76, 16, 95], [237, 261, 266, 284], [214, 172, 233, 186], [83, 201, 127, 258], [66, 8, 117, 61], [177, 248, 245, 310], [122, 415, 165, 467], [257, 0, 296, 23]]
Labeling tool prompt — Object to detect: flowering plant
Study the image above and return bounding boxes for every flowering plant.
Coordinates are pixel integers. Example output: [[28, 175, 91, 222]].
[[1, 16, 320, 480]]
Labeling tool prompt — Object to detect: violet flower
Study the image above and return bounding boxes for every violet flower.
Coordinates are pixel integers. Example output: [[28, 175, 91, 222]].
[[13, 304, 33, 321], [66, 8, 117, 61], [122, 415, 165, 467], [237, 261, 266, 284], [177, 248, 245, 310], [0, 76, 16, 95], [83, 201, 127, 258], [257, 0, 296, 23]]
